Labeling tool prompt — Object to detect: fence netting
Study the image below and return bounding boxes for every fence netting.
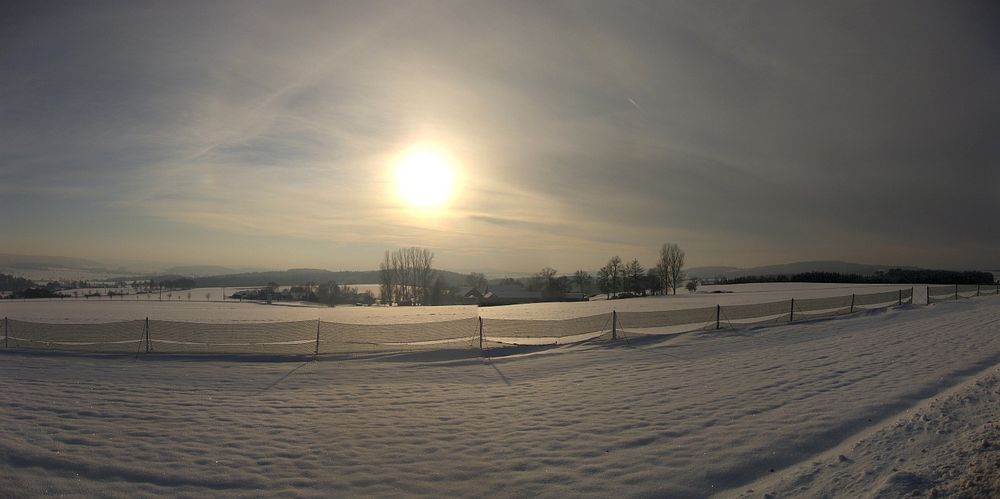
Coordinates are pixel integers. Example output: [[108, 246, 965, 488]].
[[853, 289, 910, 308], [720, 300, 793, 326], [793, 295, 854, 319], [6, 319, 144, 352], [927, 285, 955, 302], [482, 314, 610, 345], [617, 307, 718, 336], [150, 320, 317, 354], [0, 287, 985, 356], [319, 318, 480, 352], [928, 285, 997, 303]]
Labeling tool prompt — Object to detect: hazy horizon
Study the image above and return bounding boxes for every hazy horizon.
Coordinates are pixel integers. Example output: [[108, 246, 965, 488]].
[[3, 1, 997, 273]]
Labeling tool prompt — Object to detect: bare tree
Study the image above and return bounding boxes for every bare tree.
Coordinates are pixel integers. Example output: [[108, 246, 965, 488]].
[[597, 265, 611, 299], [610, 256, 622, 296], [624, 258, 645, 295], [537, 267, 558, 294], [572, 270, 593, 294], [659, 243, 686, 295], [414, 247, 435, 304], [599, 256, 623, 298], [378, 247, 436, 305], [378, 250, 395, 304], [394, 250, 405, 303]]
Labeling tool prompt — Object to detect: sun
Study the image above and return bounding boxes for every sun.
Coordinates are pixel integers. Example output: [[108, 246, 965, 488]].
[[394, 146, 456, 208]]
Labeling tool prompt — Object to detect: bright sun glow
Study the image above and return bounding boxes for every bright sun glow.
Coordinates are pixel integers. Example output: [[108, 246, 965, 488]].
[[394, 146, 456, 208]]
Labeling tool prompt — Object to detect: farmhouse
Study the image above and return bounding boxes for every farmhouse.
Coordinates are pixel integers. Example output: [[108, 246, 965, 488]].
[[481, 285, 543, 305]]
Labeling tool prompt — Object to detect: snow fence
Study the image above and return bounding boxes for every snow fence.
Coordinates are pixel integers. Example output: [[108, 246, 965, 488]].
[[927, 284, 1000, 304], [0, 287, 951, 356]]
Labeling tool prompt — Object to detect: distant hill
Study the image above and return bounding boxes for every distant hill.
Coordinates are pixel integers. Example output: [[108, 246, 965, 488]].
[[0, 253, 106, 271], [687, 261, 923, 280], [684, 266, 740, 279], [121, 268, 471, 288], [162, 265, 262, 277]]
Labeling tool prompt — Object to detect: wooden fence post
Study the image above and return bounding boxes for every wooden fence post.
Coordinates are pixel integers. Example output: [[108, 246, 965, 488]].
[[611, 310, 618, 340], [926, 286, 930, 305], [850, 294, 855, 314], [478, 317, 484, 350], [789, 299, 795, 322], [4, 316, 7, 349], [144, 317, 150, 353], [315, 319, 321, 355], [955, 284, 959, 300], [898, 289, 902, 306], [716, 304, 721, 330]]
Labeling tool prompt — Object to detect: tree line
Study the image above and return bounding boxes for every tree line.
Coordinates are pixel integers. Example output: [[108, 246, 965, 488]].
[[232, 282, 375, 305], [460, 242, 689, 301], [717, 269, 996, 285], [595, 243, 686, 298], [0, 273, 35, 292]]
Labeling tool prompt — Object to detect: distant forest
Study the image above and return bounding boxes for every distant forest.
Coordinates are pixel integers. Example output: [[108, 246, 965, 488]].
[[0, 273, 35, 292], [716, 269, 996, 285], [135, 268, 469, 288]]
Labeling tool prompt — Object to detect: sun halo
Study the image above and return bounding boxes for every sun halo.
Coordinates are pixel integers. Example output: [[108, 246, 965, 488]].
[[393, 146, 456, 208]]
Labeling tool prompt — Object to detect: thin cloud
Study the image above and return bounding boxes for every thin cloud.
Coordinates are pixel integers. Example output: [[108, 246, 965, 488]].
[[1, 1, 997, 270]]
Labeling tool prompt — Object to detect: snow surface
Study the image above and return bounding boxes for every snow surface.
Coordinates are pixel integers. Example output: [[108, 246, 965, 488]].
[[730, 362, 1000, 498], [2, 294, 999, 497], [1, 282, 923, 323]]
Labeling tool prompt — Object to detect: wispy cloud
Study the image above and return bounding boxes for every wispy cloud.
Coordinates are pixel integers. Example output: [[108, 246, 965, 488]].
[[2, 1, 997, 270]]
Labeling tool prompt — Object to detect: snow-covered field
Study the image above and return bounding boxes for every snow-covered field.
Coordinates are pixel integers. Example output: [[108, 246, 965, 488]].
[[1, 282, 922, 323], [2, 292, 999, 497]]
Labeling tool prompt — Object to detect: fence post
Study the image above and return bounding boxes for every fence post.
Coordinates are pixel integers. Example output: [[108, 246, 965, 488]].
[[910, 287, 914, 304], [611, 310, 618, 340], [4, 316, 7, 349], [926, 286, 930, 305], [789, 299, 794, 322], [898, 289, 902, 306], [977, 284, 980, 297], [850, 294, 855, 314], [478, 317, 484, 350], [715, 304, 721, 330], [315, 319, 321, 355]]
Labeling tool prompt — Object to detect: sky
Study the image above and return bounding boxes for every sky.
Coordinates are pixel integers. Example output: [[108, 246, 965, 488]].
[[2, 0, 998, 273]]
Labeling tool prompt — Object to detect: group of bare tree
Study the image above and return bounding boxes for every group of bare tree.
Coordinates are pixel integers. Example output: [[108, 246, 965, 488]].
[[573, 270, 594, 294], [378, 247, 436, 305], [658, 243, 686, 295], [596, 243, 686, 298], [597, 256, 624, 298], [379, 243, 684, 305]]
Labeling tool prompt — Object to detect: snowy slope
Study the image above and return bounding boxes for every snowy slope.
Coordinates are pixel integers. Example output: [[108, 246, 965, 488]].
[[730, 363, 1000, 498], [1, 297, 999, 497], [0, 282, 924, 323]]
